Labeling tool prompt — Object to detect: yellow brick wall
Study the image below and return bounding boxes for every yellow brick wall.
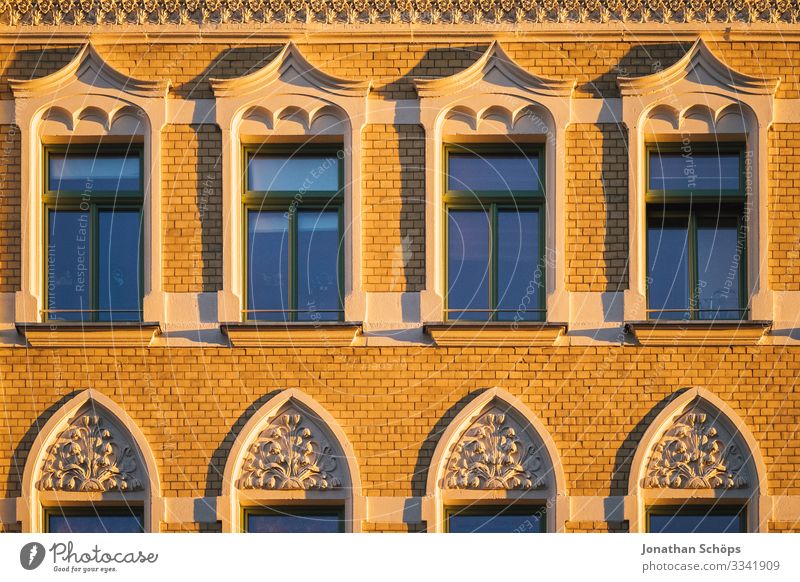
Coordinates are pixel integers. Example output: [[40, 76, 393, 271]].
[[0, 124, 20, 292], [362, 124, 426, 292], [5, 41, 800, 100], [769, 123, 800, 290], [162, 124, 223, 293], [565, 521, 628, 533], [566, 123, 628, 292], [0, 346, 798, 500]]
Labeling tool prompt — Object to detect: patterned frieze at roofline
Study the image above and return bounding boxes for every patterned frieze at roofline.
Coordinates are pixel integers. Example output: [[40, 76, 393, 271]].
[[4, 0, 800, 26]]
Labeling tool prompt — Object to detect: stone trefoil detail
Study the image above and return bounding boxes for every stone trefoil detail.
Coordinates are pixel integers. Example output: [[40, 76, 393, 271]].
[[5, 0, 800, 25], [645, 411, 747, 489], [39, 414, 143, 492], [239, 413, 342, 490], [445, 412, 545, 490]]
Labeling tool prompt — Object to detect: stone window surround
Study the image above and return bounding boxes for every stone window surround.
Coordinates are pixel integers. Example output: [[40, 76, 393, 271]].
[[618, 38, 780, 326], [10, 42, 169, 329], [17, 389, 162, 533]]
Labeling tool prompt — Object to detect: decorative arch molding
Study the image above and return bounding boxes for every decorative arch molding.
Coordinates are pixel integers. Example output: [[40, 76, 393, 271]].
[[618, 38, 780, 323], [217, 389, 364, 532], [414, 42, 575, 324], [17, 389, 162, 533], [422, 388, 567, 533], [10, 42, 170, 327], [211, 42, 372, 324], [625, 388, 770, 532]]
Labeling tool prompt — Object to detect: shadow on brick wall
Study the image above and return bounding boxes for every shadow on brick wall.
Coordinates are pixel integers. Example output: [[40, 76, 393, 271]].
[[610, 388, 689, 496], [175, 45, 284, 99], [0, 46, 82, 99], [6, 390, 82, 500], [204, 389, 283, 498]]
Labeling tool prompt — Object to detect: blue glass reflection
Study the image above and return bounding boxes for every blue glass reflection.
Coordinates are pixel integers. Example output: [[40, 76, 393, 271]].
[[649, 510, 743, 533], [496, 210, 542, 321], [248, 154, 340, 192], [697, 219, 742, 320], [247, 211, 289, 321], [649, 152, 739, 192], [297, 210, 341, 321], [448, 152, 540, 192], [49, 153, 140, 192], [98, 210, 142, 322], [47, 209, 91, 321], [447, 210, 490, 320], [246, 511, 342, 533], [647, 218, 690, 319], [48, 510, 144, 533], [448, 509, 544, 533]]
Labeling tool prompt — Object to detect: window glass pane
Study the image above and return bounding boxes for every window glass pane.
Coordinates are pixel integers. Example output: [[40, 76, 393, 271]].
[[447, 152, 540, 192], [649, 509, 743, 533], [447, 209, 490, 320], [98, 210, 142, 322], [49, 152, 140, 192], [248, 154, 340, 192], [696, 218, 743, 320], [247, 211, 289, 321], [647, 217, 690, 320], [496, 210, 542, 321], [447, 508, 544, 533], [649, 152, 740, 192], [246, 510, 342, 533], [297, 210, 341, 321], [47, 209, 91, 321], [47, 509, 144, 533]]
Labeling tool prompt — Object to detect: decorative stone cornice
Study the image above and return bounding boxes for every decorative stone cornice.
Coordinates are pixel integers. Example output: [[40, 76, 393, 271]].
[[39, 414, 144, 492], [644, 410, 748, 489], [9, 42, 169, 99], [239, 412, 342, 490], [4, 0, 800, 26], [445, 411, 546, 490], [414, 40, 574, 99], [618, 38, 780, 97], [211, 41, 371, 99]]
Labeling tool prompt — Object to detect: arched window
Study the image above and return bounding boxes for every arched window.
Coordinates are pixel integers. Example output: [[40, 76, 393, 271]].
[[619, 39, 779, 345], [211, 43, 371, 346], [11, 43, 168, 347], [423, 388, 566, 532], [218, 389, 363, 532], [626, 388, 768, 532], [20, 390, 160, 533]]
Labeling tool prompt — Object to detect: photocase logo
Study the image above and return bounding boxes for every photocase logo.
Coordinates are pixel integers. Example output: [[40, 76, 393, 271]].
[[20, 542, 46, 570]]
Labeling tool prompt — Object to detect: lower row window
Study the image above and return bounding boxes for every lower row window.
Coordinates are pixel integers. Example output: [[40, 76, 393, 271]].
[[244, 506, 344, 533], [46, 507, 144, 533], [445, 505, 546, 533], [647, 505, 746, 533]]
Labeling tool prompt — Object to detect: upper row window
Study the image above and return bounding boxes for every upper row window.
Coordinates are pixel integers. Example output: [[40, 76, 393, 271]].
[[40, 141, 750, 325], [646, 143, 747, 321], [445, 144, 545, 323], [45, 145, 143, 323], [244, 145, 344, 322]]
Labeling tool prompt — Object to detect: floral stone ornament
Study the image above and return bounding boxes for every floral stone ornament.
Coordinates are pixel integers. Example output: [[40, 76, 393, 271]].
[[445, 411, 546, 490], [239, 413, 342, 490], [645, 411, 747, 489], [39, 414, 143, 492]]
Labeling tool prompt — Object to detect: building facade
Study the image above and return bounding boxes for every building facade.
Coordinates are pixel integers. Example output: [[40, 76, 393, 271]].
[[0, 0, 799, 534]]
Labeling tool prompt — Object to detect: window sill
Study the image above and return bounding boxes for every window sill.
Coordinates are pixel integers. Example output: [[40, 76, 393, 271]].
[[16, 322, 161, 348], [220, 322, 362, 347], [423, 322, 567, 347], [625, 320, 772, 347]]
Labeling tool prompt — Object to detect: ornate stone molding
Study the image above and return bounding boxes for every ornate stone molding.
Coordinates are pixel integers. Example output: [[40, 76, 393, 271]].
[[644, 410, 747, 489], [445, 411, 545, 490], [4, 0, 800, 26], [39, 414, 144, 492], [239, 413, 342, 490]]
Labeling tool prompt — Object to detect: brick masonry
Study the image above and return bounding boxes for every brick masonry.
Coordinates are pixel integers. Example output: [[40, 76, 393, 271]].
[[566, 123, 629, 292], [162, 124, 223, 293], [362, 124, 426, 292]]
